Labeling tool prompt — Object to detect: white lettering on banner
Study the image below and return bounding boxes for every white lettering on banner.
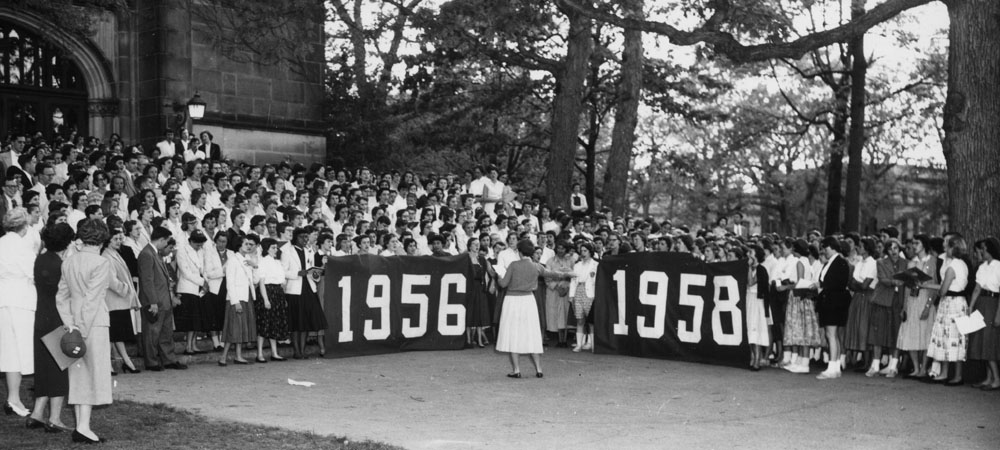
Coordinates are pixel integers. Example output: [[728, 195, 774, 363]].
[[711, 275, 743, 346], [365, 275, 392, 340], [401, 274, 430, 338], [609, 270, 744, 346], [612, 270, 629, 335], [335, 273, 468, 342], [677, 274, 706, 343], [637, 271, 668, 339], [338, 276, 353, 342], [438, 273, 467, 335]]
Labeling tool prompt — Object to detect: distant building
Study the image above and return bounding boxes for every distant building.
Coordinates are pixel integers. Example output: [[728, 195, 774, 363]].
[[0, 2, 325, 163], [864, 162, 948, 239]]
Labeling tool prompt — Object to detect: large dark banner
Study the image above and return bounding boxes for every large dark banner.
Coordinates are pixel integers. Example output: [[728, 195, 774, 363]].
[[323, 255, 471, 357], [594, 252, 749, 367]]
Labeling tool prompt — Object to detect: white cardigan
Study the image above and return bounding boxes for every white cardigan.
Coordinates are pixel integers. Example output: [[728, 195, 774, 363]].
[[176, 244, 206, 295], [203, 247, 227, 295], [569, 258, 599, 299], [225, 252, 258, 304]]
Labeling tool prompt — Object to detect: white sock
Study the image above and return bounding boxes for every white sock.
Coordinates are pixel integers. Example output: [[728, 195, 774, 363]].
[[870, 360, 880, 371], [822, 351, 829, 363], [782, 351, 792, 364], [888, 357, 898, 371]]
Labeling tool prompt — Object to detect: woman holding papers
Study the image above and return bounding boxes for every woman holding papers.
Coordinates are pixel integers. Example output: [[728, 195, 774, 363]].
[[968, 237, 1000, 390], [866, 239, 908, 377], [923, 235, 970, 385], [897, 235, 938, 378]]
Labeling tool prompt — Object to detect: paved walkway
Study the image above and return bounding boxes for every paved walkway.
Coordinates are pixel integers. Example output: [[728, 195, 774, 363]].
[[113, 347, 1000, 449]]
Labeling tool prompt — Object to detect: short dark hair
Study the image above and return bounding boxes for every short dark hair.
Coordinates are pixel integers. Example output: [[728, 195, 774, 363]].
[[151, 226, 172, 242]]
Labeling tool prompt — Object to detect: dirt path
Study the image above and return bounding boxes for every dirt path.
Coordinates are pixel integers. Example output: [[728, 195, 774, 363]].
[[113, 348, 999, 449]]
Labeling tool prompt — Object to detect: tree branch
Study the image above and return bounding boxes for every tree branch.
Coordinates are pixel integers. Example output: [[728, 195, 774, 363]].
[[556, 0, 933, 63]]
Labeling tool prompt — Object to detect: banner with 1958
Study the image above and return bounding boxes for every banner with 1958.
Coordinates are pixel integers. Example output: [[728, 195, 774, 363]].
[[593, 253, 749, 367]]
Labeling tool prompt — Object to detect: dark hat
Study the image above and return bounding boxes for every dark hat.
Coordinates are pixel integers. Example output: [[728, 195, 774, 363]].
[[60, 329, 86, 358]]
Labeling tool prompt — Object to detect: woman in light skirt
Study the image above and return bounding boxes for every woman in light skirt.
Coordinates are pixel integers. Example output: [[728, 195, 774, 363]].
[[922, 235, 970, 385], [55, 218, 112, 444], [897, 235, 937, 378], [496, 239, 572, 378], [218, 234, 259, 366]]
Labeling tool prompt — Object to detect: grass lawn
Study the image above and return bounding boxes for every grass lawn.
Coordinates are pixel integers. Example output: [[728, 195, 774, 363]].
[[3, 383, 401, 450]]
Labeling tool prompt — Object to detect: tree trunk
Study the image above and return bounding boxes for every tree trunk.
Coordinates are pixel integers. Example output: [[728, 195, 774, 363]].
[[824, 86, 849, 234], [603, 0, 643, 217], [547, 2, 593, 211], [843, 0, 868, 233], [942, 0, 1000, 242]]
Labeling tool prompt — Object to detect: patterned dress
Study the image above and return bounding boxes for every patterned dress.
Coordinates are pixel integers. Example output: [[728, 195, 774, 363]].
[[783, 256, 822, 346], [927, 258, 969, 362]]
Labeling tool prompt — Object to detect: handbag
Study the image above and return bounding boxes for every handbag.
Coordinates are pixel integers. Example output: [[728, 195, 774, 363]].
[[555, 281, 569, 297]]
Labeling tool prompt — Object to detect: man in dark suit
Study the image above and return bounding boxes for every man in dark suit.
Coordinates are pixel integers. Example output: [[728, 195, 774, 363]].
[[138, 226, 187, 370], [816, 236, 851, 380]]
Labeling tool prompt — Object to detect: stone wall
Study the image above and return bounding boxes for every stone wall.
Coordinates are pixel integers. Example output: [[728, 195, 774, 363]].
[[132, 0, 325, 158]]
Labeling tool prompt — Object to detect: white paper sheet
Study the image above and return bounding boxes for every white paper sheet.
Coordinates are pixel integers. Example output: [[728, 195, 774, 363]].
[[954, 310, 986, 335]]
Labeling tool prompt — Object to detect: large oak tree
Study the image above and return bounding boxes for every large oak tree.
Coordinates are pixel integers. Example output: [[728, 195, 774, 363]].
[[559, 0, 999, 241]]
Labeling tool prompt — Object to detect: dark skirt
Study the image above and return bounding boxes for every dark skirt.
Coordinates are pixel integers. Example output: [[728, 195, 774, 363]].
[[867, 303, 899, 348], [299, 283, 328, 332], [466, 278, 491, 327], [109, 309, 135, 342], [844, 291, 873, 351], [206, 281, 228, 331], [174, 293, 201, 332], [32, 327, 68, 398], [254, 284, 290, 340], [770, 290, 789, 326], [222, 296, 257, 344], [968, 298, 1000, 361]]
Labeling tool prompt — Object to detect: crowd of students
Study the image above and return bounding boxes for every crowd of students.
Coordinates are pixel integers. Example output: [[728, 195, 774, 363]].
[[0, 129, 998, 443]]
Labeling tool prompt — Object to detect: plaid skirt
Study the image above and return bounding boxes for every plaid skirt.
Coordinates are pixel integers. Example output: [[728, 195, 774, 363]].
[[927, 296, 968, 362]]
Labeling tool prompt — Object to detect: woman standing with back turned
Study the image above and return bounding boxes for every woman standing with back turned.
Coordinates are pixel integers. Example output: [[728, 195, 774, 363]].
[[55, 218, 113, 443], [496, 239, 572, 378]]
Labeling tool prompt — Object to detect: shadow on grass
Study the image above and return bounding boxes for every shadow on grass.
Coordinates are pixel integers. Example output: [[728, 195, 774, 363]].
[[2, 384, 402, 450]]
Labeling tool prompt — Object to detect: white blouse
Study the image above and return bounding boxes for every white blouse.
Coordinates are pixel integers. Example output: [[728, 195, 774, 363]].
[[258, 256, 285, 285], [976, 260, 1000, 293], [852, 256, 878, 287], [942, 257, 969, 293]]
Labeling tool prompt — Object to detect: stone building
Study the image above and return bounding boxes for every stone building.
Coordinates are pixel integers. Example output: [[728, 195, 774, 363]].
[[0, 1, 325, 163]]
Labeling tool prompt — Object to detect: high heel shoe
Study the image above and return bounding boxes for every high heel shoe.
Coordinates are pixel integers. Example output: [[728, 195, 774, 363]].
[[44, 422, 73, 433], [536, 372, 543, 378], [255, 357, 268, 363], [270, 356, 286, 362], [506, 372, 521, 378], [72, 430, 106, 444], [122, 364, 141, 374]]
